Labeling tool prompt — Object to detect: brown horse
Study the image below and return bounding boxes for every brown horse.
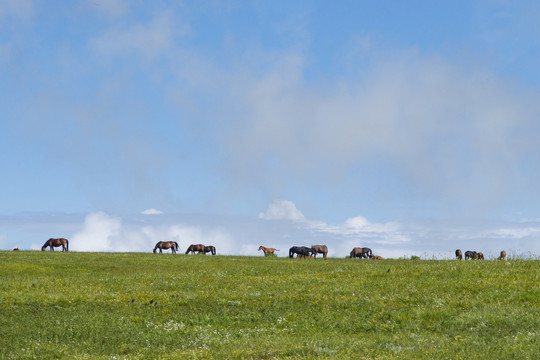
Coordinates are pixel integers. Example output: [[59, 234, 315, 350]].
[[371, 255, 383, 260], [311, 245, 328, 259], [455, 249, 463, 260], [477, 252, 485, 260], [258, 246, 279, 256], [498, 250, 506, 260], [350, 247, 372, 259], [204, 245, 216, 255], [41, 238, 69, 252], [153, 241, 179, 254], [185, 244, 205, 254]]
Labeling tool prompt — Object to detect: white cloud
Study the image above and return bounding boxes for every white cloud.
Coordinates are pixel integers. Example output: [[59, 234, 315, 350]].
[[259, 199, 306, 221], [141, 208, 163, 215], [71, 212, 122, 252], [259, 200, 409, 245]]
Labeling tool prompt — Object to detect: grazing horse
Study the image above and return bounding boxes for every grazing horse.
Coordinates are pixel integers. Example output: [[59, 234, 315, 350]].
[[498, 250, 506, 260], [455, 249, 463, 260], [41, 238, 69, 252], [204, 245, 216, 255], [371, 255, 383, 260], [153, 241, 179, 254], [289, 246, 313, 258], [185, 244, 205, 254], [350, 247, 372, 259], [258, 246, 279, 256], [311, 245, 328, 259], [297, 254, 314, 258], [477, 252, 485, 260], [12, 248, 19, 251], [465, 250, 478, 260]]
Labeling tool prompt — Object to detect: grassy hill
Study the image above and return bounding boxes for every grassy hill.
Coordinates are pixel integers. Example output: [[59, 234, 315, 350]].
[[0, 251, 538, 359]]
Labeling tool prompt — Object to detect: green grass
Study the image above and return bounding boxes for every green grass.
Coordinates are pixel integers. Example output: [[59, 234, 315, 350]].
[[0, 252, 538, 359]]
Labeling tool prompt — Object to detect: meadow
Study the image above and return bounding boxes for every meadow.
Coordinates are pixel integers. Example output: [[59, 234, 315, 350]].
[[0, 251, 538, 359]]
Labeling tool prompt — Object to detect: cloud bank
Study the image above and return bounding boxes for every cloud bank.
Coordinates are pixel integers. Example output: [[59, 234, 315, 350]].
[[5, 201, 536, 259]]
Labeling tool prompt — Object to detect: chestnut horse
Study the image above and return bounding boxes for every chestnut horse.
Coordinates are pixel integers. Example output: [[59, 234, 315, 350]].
[[477, 252, 485, 260], [371, 255, 383, 260], [455, 249, 463, 260], [350, 247, 372, 259], [185, 244, 205, 254], [311, 245, 328, 259], [258, 246, 279, 256], [41, 238, 69, 252], [204, 245, 216, 255], [153, 241, 179, 254], [498, 250, 506, 260]]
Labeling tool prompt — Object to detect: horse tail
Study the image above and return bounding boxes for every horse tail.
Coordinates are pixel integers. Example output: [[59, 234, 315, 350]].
[[175, 242, 179, 251], [66, 239, 69, 251]]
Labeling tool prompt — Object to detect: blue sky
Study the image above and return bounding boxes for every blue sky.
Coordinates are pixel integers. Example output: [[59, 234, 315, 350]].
[[1, 0, 540, 258]]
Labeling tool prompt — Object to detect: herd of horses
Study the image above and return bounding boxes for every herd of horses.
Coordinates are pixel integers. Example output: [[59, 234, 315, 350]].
[[35, 238, 507, 261], [153, 242, 217, 255], [455, 249, 506, 260], [283, 245, 384, 260]]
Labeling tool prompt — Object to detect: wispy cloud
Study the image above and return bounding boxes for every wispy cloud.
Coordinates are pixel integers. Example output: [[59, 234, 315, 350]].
[[90, 11, 190, 61], [141, 208, 163, 215]]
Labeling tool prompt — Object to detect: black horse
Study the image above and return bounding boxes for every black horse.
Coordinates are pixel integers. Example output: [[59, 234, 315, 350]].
[[204, 245, 216, 255], [465, 250, 478, 260], [289, 246, 313, 258]]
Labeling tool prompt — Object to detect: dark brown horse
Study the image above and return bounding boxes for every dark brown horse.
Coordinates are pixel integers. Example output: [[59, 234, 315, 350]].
[[258, 246, 279, 256], [350, 247, 372, 259], [185, 244, 205, 254], [311, 245, 328, 259], [465, 250, 478, 260], [41, 238, 69, 252], [153, 241, 179, 254], [204, 245, 216, 255], [498, 250, 506, 260], [455, 249, 463, 260]]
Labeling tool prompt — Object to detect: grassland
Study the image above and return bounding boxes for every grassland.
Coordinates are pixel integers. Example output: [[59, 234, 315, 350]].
[[0, 251, 538, 359]]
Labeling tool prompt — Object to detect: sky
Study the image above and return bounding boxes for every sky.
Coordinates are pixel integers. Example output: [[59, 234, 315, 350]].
[[1, 0, 540, 258]]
